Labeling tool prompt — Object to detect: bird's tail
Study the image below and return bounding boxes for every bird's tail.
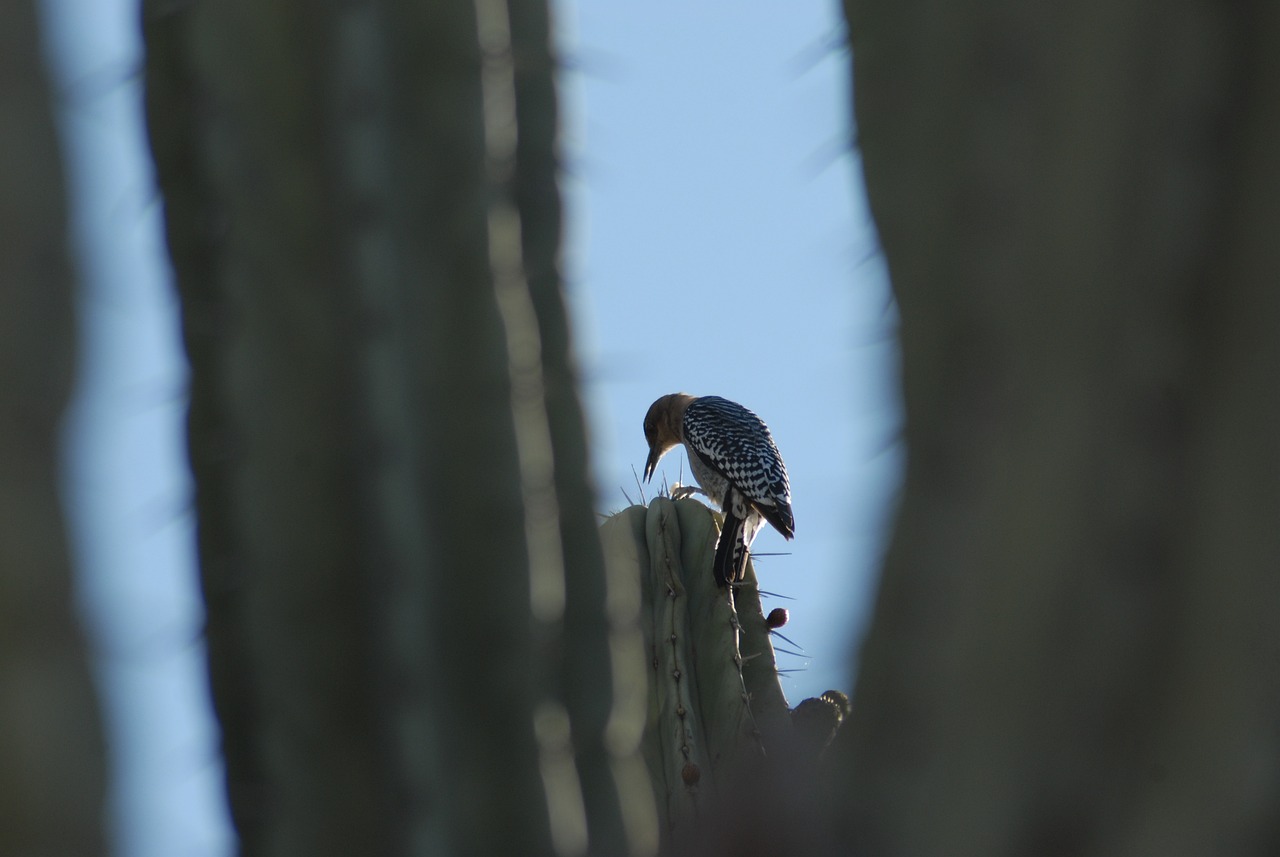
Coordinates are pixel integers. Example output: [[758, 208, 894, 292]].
[[713, 506, 748, 587]]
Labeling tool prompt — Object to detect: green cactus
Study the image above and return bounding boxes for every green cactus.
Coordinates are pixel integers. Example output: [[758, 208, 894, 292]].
[[601, 498, 837, 850]]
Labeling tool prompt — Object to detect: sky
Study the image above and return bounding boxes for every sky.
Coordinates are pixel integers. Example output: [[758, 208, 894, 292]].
[[558, 1, 901, 699], [40, 1, 902, 854]]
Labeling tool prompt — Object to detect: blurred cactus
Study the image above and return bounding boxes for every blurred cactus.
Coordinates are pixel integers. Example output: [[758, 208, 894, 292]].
[[601, 498, 842, 851], [141, 0, 647, 854], [0, 3, 106, 853]]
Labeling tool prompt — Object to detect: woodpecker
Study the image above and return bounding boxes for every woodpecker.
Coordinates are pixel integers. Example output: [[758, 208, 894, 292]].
[[643, 393, 794, 587]]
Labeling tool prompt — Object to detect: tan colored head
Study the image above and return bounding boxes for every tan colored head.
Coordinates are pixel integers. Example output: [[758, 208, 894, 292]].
[[643, 393, 696, 482]]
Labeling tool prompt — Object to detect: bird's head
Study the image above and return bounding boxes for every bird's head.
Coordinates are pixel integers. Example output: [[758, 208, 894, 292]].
[[642, 393, 695, 482]]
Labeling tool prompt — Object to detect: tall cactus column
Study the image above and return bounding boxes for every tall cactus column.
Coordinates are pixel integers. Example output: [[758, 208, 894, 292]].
[[601, 498, 805, 852]]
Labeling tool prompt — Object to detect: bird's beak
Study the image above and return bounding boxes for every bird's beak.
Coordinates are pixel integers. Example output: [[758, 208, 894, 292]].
[[643, 447, 658, 483]]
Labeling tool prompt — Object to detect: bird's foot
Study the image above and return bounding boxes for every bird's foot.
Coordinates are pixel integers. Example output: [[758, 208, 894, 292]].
[[670, 483, 705, 501]]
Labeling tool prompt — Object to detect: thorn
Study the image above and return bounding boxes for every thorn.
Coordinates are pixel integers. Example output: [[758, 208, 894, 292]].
[[786, 27, 847, 77], [630, 464, 647, 505], [770, 630, 804, 651]]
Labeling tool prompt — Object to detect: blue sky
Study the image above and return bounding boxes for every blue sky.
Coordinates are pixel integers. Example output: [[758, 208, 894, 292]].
[[559, 0, 901, 700], [42, 0, 901, 854]]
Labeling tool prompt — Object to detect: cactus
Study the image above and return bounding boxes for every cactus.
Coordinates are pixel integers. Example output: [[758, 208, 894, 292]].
[[601, 498, 839, 851], [0, 4, 107, 853]]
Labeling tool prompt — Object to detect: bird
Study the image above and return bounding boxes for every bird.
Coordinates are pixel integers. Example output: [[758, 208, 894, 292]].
[[642, 393, 794, 586]]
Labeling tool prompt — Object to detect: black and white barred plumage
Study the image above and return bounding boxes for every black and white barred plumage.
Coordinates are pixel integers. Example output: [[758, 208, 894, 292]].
[[643, 393, 794, 586]]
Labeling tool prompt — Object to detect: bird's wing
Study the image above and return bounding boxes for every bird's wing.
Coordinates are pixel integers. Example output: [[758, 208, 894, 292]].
[[683, 396, 793, 537]]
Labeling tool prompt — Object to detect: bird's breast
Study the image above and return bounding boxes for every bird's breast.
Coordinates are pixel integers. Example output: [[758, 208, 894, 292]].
[[683, 443, 728, 507]]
